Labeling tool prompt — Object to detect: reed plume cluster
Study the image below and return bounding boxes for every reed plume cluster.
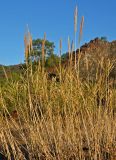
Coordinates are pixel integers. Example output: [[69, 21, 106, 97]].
[[24, 26, 33, 63], [79, 16, 84, 44]]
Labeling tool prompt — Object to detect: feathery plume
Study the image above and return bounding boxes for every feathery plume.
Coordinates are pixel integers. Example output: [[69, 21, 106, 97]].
[[24, 25, 33, 63], [30, 35, 33, 51], [74, 6, 78, 34], [59, 39, 62, 57], [71, 40, 74, 63], [68, 37, 71, 65], [42, 33, 46, 70], [79, 16, 84, 44], [74, 6, 78, 69]]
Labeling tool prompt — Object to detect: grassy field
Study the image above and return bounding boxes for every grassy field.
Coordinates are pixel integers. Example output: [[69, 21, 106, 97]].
[[0, 8, 116, 160], [0, 54, 115, 160]]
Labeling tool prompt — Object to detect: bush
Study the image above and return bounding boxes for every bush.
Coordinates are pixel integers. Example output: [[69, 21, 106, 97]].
[[45, 53, 60, 67]]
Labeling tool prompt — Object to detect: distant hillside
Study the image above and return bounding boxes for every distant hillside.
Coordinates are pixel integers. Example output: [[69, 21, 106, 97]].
[[63, 37, 116, 61], [0, 38, 116, 81], [64, 37, 116, 80], [81, 38, 116, 78], [78, 38, 116, 60], [0, 64, 23, 82]]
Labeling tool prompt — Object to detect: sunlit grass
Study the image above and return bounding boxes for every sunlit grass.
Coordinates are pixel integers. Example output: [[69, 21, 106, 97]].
[[0, 55, 115, 159], [0, 6, 115, 160]]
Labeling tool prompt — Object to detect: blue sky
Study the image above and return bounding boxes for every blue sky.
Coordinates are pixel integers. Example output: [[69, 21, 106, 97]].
[[0, 0, 116, 65]]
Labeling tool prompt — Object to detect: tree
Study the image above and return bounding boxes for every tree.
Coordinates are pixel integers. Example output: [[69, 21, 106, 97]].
[[101, 36, 107, 42], [29, 39, 55, 62]]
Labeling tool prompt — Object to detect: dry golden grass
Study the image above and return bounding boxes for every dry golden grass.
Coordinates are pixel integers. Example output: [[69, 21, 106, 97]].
[[0, 56, 115, 159], [0, 6, 116, 160], [24, 26, 33, 65]]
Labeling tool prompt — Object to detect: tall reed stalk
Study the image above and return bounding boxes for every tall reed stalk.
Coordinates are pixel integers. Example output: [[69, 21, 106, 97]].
[[77, 16, 84, 82], [59, 39, 62, 82], [74, 6, 78, 69], [42, 33, 46, 73]]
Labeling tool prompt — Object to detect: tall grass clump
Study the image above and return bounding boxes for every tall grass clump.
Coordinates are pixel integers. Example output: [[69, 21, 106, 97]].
[[0, 7, 116, 160], [74, 6, 78, 69]]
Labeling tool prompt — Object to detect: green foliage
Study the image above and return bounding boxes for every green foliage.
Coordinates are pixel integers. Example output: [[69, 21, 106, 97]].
[[10, 72, 21, 81], [61, 53, 68, 62], [45, 54, 60, 67], [29, 38, 55, 62], [101, 36, 107, 42]]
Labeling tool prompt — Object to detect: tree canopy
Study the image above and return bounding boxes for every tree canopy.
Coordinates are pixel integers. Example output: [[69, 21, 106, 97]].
[[101, 36, 107, 42], [29, 39, 55, 62]]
